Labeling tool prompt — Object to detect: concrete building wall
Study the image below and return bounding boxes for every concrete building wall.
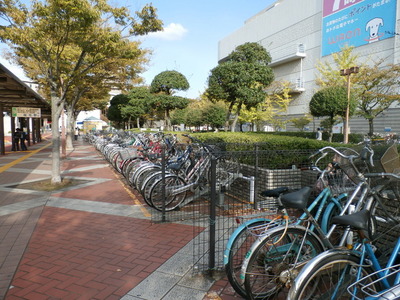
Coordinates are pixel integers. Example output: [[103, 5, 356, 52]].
[[219, 0, 400, 135]]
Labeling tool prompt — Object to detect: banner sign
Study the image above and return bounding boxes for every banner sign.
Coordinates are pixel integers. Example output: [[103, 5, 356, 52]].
[[12, 107, 41, 118], [322, 0, 397, 56]]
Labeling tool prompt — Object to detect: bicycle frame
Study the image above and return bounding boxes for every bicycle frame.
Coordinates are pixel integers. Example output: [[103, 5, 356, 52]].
[[352, 238, 400, 298], [222, 185, 339, 266]]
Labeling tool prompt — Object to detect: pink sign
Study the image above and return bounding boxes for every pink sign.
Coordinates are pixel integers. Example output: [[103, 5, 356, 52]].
[[323, 0, 364, 17]]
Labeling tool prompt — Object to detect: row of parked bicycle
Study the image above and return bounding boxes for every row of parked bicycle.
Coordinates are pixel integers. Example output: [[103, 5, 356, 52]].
[[86, 130, 400, 299], [223, 141, 400, 299], [87, 131, 240, 212]]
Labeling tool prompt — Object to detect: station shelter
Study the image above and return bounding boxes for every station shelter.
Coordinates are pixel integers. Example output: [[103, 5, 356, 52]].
[[0, 63, 51, 155]]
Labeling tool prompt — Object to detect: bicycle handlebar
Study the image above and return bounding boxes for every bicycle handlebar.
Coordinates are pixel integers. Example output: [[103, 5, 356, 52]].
[[364, 172, 400, 180], [310, 146, 359, 160], [182, 134, 218, 155]]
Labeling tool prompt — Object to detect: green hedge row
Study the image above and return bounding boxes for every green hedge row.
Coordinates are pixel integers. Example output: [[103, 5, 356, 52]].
[[270, 132, 364, 144], [181, 132, 367, 169], [188, 131, 343, 150]]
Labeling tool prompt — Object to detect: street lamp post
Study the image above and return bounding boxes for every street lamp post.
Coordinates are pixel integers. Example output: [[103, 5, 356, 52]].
[[340, 66, 359, 144]]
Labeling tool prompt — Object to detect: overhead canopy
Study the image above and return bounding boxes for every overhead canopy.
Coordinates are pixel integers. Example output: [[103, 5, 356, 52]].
[[0, 63, 51, 118]]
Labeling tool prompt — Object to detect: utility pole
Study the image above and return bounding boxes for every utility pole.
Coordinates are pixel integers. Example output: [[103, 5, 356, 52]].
[[340, 66, 359, 144]]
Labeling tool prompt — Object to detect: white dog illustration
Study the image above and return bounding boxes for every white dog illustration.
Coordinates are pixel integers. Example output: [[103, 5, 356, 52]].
[[365, 17, 384, 43]]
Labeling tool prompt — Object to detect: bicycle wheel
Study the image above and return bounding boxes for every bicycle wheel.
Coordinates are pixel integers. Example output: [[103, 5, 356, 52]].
[[148, 174, 187, 211], [225, 219, 274, 298], [215, 155, 240, 185], [244, 227, 324, 300], [131, 163, 159, 188], [140, 171, 164, 205], [288, 251, 379, 300]]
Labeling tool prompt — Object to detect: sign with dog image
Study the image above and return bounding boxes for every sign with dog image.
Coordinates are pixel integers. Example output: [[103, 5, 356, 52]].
[[322, 0, 397, 56]]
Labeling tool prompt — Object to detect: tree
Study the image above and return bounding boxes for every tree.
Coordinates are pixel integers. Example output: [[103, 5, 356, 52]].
[[290, 115, 312, 131], [206, 42, 274, 131], [170, 108, 187, 127], [316, 46, 400, 136], [64, 73, 113, 149], [310, 86, 356, 141], [185, 108, 203, 130], [0, 0, 162, 183], [238, 80, 293, 131], [316, 45, 361, 87], [107, 94, 130, 129], [203, 102, 227, 131], [150, 71, 190, 130], [356, 62, 400, 136], [121, 87, 154, 129]]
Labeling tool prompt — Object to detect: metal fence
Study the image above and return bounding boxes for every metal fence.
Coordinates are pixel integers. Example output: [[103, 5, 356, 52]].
[[149, 145, 319, 272]]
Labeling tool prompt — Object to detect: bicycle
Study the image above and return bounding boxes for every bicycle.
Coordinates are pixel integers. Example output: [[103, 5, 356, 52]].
[[287, 145, 400, 299], [143, 134, 240, 211], [348, 264, 400, 299], [240, 145, 383, 299], [223, 161, 351, 298], [288, 206, 400, 299]]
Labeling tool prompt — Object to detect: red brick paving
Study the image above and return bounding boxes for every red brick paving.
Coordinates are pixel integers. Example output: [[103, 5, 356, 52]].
[[6, 207, 194, 299], [52, 179, 134, 205], [1, 137, 201, 300]]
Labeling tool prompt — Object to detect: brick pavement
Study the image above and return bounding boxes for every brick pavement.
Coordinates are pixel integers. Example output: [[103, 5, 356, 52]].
[[0, 136, 220, 300]]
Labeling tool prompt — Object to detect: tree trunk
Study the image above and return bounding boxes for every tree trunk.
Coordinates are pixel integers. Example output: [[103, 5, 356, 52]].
[[368, 118, 374, 136], [165, 110, 171, 131], [136, 117, 140, 129], [230, 103, 242, 132], [225, 102, 235, 132], [65, 108, 76, 150], [51, 91, 64, 184]]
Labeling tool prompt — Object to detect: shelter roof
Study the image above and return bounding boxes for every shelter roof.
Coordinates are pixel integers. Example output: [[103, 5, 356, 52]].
[[0, 63, 51, 118], [83, 116, 101, 121]]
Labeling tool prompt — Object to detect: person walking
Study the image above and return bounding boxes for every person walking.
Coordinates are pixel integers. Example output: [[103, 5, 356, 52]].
[[74, 127, 79, 141], [20, 129, 28, 151], [13, 128, 21, 151], [316, 128, 323, 140]]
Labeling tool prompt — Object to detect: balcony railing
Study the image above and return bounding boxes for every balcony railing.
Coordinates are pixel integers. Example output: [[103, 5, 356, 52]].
[[269, 44, 306, 67]]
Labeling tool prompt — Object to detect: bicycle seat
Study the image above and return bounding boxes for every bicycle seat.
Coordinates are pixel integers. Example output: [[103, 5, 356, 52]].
[[280, 186, 312, 210], [167, 161, 185, 171], [260, 187, 289, 198], [331, 209, 370, 232]]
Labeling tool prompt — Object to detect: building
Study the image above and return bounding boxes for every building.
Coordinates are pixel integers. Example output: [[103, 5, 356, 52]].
[[218, 0, 400, 134]]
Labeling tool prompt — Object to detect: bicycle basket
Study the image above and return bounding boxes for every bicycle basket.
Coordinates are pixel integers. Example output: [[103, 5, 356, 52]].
[[370, 143, 400, 198], [119, 147, 138, 160], [317, 167, 357, 196], [381, 143, 400, 174], [347, 264, 400, 300], [331, 147, 366, 185]]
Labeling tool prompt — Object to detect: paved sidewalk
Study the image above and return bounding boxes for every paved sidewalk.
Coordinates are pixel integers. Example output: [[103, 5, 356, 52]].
[[0, 137, 222, 299]]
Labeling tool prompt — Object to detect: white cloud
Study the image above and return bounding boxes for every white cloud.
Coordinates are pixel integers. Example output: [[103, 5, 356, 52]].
[[147, 23, 188, 41]]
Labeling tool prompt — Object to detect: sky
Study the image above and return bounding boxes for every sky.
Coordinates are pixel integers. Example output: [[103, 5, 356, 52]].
[[0, 0, 276, 99]]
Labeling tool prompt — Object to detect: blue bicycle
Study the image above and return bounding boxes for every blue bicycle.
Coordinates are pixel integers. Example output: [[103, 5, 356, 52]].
[[288, 208, 400, 299], [224, 146, 359, 298]]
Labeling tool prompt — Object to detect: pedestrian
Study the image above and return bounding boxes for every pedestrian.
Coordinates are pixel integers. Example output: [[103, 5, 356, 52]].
[[74, 127, 79, 141], [13, 128, 21, 151], [316, 128, 323, 140], [20, 129, 28, 151]]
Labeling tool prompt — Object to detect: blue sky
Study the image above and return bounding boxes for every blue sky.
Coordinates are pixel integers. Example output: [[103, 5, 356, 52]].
[[134, 0, 276, 98], [0, 0, 276, 99]]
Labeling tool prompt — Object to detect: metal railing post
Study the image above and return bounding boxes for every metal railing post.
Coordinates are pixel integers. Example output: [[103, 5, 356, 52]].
[[209, 155, 217, 270], [254, 143, 259, 209], [161, 144, 166, 222]]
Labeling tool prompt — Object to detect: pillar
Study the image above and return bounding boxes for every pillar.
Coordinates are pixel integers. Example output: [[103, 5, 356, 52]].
[[0, 105, 4, 155]]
